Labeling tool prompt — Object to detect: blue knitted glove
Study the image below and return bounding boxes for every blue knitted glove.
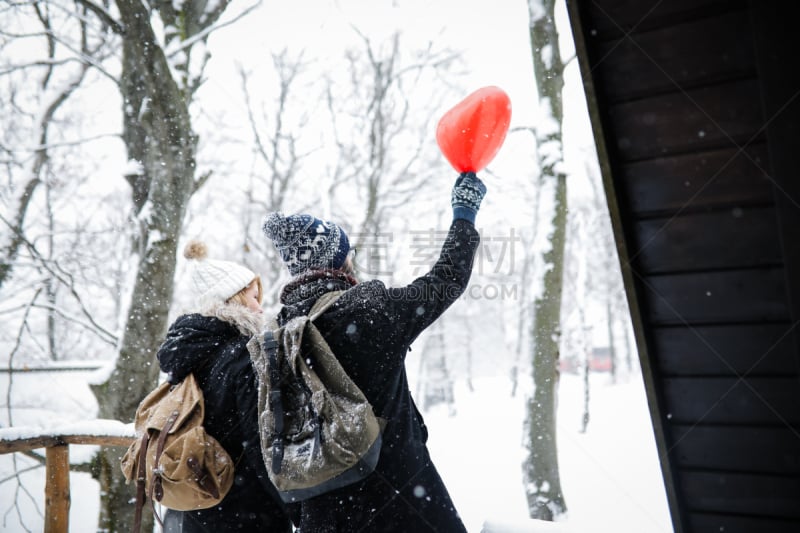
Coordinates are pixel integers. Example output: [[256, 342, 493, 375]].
[[451, 172, 487, 224]]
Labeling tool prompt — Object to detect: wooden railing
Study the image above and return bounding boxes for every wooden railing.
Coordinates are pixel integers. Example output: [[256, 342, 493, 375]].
[[1, 423, 564, 533], [0, 421, 135, 533]]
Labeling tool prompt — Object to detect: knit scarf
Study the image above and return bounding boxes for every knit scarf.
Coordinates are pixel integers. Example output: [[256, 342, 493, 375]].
[[280, 268, 358, 306]]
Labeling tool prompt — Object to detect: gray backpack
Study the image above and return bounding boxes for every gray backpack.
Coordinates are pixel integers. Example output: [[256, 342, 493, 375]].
[[247, 291, 384, 503]]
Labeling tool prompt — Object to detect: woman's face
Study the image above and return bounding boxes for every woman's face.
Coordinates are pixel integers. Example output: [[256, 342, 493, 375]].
[[242, 282, 262, 313]]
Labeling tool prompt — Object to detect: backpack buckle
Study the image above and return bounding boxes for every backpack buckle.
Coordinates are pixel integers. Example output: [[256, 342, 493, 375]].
[[271, 436, 285, 474], [263, 335, 278, 352]]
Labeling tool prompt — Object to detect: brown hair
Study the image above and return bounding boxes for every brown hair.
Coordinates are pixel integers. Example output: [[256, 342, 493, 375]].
[[226, 277, 263, 307]]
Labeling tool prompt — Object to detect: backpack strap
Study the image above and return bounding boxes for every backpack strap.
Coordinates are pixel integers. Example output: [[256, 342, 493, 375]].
[[132, 431, 150, 533], [262, 331, 285, 474], [187, 455, 220, 499], [308, 290, 344, 321], [151, 408, 179, 502], [265, 290, 345, 475], [146, 408, 179, 529]]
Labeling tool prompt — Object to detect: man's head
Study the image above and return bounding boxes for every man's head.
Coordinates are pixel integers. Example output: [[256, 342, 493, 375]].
[[263, 212, 350, 276]]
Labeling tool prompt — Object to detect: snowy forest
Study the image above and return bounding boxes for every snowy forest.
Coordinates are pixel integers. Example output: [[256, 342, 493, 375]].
[[0, 0, 671, 532]]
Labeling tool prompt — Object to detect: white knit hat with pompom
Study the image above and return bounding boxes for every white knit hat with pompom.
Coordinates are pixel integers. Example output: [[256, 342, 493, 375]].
[[183, 240, 256, 308]]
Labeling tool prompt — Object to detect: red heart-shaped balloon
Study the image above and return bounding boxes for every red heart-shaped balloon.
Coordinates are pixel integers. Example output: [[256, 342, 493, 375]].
[[436, 86, 512, 173]]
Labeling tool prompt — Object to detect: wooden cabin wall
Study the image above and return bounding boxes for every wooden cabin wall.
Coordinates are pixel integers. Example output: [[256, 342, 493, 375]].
[[566, 1, 800, 531]]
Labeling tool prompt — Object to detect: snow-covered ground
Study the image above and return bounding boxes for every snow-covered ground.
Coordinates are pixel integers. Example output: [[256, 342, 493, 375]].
[[428, 372, 673, 532], [0, 367, 672, 532]]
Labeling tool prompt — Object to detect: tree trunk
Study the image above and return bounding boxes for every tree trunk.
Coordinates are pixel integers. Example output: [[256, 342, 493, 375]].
[[522, 0, 568, 520], [607, 299, 618, 383], [624, 319, 634, 373], [523, 173, 568, 519], [579, 267, 592, 434], [421, 321, 455, 413], [89, 1, 198, 529], [465, 319, 474, 393], [580, 346, 591, 434]]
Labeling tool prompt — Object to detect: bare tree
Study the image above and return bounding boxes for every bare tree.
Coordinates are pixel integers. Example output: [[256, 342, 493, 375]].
[[504, 129, 543, 398], [82, 0, 246, 528], [0, 16, 119, 523], [237, 49, 316, 304], [586, 164, 629, 381], [324, 31, 460, 272], [561, 201, 595, 432], [522, 0, 569, 520], [417, 320, 455, 413], [0, 2, 99, 288]]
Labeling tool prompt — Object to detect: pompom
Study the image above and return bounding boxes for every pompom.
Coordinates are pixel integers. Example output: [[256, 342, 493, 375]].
[[262, 212, 287, 241], [183, 240, 208, 260]]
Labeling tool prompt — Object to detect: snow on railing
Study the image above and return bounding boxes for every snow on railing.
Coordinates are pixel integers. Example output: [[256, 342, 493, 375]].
[[0, 419, 135, 532], [0, 360, 105, 373]]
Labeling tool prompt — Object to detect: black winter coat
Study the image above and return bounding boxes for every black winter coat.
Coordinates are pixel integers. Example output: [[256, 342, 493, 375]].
[[156, 304, 293, 533], [277, 218, 479, 533]]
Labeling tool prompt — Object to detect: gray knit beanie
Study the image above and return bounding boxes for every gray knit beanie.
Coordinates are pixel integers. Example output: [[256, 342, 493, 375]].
[[262, 212, 350, 276]]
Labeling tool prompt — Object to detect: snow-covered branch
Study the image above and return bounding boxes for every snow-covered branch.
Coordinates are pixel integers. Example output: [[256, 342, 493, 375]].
[[164, 0, 261, 59], [72, 0, 125, 35]]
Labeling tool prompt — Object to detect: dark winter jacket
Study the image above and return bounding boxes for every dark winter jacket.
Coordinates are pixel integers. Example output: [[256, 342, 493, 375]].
[[277, 218, 479, 533], [156, 304, 293, 533]]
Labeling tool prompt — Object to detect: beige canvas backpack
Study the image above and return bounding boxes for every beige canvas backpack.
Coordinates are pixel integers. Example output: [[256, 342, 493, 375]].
[[120, 373, 234, 531]]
